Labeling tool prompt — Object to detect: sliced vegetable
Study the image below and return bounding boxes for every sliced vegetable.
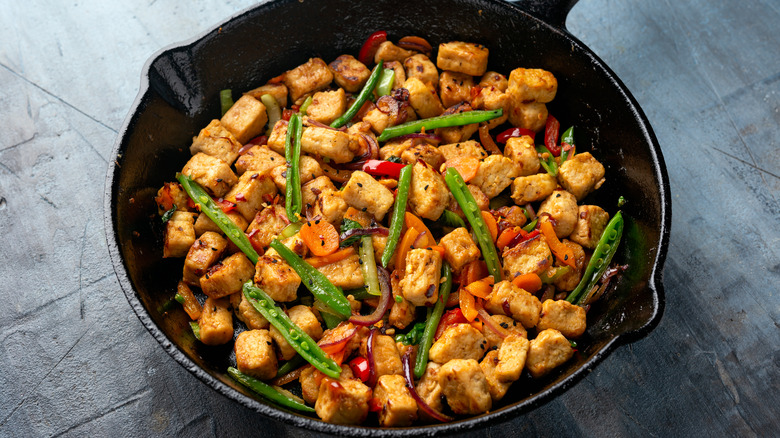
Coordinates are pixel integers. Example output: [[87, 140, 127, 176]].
[[414, 263, 452, 378], [243, 283, 342, 378], [476, 304, 510, 339], [478, 124, 503, 155], [366, 327, 379, 387], [496, 127, 536, 143], [510, 272, 543, 293], [440, 209, 467, 229], [539, 266, 570, 284], [358, 30, 387, 65], [395, 227, 419, 274], [177, 281, 203, 320], [560, 126, 574, 162], [260, 94, 281, 136], [395, 320, 426, 345], [442, 156, 480, 182], [459, 288, 479, 321], [176, 173, 260, 264], [331, 62, 383, 128], [359, 235, 381, 296], [481, 210, 498, 242], [397, 36, 433, 56], [269, 239, 351, 317], [402, 350, 454, 422], [284, 113, 303, 222], [349, 266, 392, 325], [544, 114, 561, 156], [360, 159, 406, 179], [275, 355, 307, 378], [435, 308, 467, 340], [405, 212, 436, 246], [566, 211, 624, 305], [228, 367, 315, 413], [189, 321, 201, 340], [539, 221, 576, 269], [522, 218, 538, 233], [496, 226, 525, 251], [535, 144, 559, 176], [339, 218, 364, 247], [279, 222, 302, 239], [299, 95, 313, 116], [313, 299, 347, 329], [464, 277, 493, 299], [161, 205, 177, 223], [377, 109, 503, 142], [349, 356, 371, 382], [381, 164, 412, 268], [376, 68, 396, 97], [305, 247, 356, 268], [220, 89, 233, 116], [444, 167, 502, 282], [300, 220, 340, 256]]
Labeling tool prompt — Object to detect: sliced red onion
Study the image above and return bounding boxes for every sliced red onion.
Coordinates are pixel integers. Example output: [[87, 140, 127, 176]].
[[413, 231, 429, 248], [365, 327, 378, 387], [524, 203, 537, 220], [401, 349, 454, 422], [318, 326, 357, 354], [349, 267, 393, 326], [477, 308, 509, 339], [339, 227, 389, 241]]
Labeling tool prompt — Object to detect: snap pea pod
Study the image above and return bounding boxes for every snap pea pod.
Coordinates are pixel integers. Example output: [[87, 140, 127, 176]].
[[228, 366, 315, 413], [260, 94, 281, 136], [414, 262, 452, 378], [275, 354, 307, 378], [566, 211, 624, 305], [376, 68, 395, 97], [360, 235, 381, 296], [331, 61, 383, 128], [444, 168, 503, 282], [220, 89, 233, 116], [285, 113, 303, 222], [269, 239, 351, 317], [440, 209, 466, 229], [560, 126, 574, 162], [176, 173, 260, 264], [243, 283, 342, 379], [377, 109, 503, 142], [381, 164, 412, 268]]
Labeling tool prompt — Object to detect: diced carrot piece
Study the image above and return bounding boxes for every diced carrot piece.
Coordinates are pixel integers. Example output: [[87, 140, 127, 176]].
[[481, 211, 498, 242], [305, 247, 355, 268], [442, 156, 480, 182], [301, 220, 340, 256], [511, 272, 543, 293]]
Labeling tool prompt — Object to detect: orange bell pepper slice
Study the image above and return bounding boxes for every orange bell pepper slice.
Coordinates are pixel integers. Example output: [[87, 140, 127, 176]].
[[177, 281, 202, 320], [395, 227, 420, 274], [481, 211, 498, 242], [464, 277, 494, 299], [539, 220, 576, 269], [511, 272, 543, 293], [404, 212, 435, 246], [459, 288, 479, 322]]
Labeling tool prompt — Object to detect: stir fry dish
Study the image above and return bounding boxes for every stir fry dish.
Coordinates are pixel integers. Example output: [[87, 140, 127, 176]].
[[155, 31, 625, 426]]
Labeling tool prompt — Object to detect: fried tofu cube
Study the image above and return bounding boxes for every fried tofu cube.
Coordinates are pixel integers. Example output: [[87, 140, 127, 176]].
[[360, 334, 403, 378], [183, 231, 228, 285], [507, 68, 558, 103], [374, 41, 415, 63], [470, 85, 510, 128], [362, 106, 399, 135], [182, 153, 237, 198], [570, 205, 610, 249], [306, 89, 347, 125], [436, 41, 489, 76], [400, 248, 442, 306], [315, 378, 372, 425], [502, 233, 553, 279], [479, 71, 508, 91], [404, 77, 444, 119], [198, 297, 233, 345], [224, 172, 277, 221], [234, 329, 277, 380], [270, 155, 324, 191], [439, 71, 474, 108], [408, 161, 449, 220], [496, 334, 529, 382], [538, 299, 587, 339], [163, 211, 198, 258], [481, 314, 527, 350], [471, 155, 522, 199], [300, 126, 358, 164], [438, 359, 492, 415], [400, 143, 445, 169], [503, 135, 540, 175], [440, 227, 481, 273], [508, 100, 548, 132], [270, 305, 324, 360], [266, 120, 288, 155], [552, 239, 585, 292], [374, 375, 418, 427], [245, 82, 288, 108], [511, 173, 558, 204], [254, 255, 300, 302], [429, 323, 487, 363], [341, 171, 395, 221], [299, 365, 320, 404], [329, 54, 371, 93], [389, 288, 416, 329], [234, 145, 285, 176], [438, 140, 487, 161], [415, 362, 444, 418], [263, 232, 308, 259], [312, 190, 349, 225], [155, 182, 191, 216], [526, 328, 574, 378], [557, 152, 606, 200], [220, 95, 268, 144], [317, 253, 364, 289], [538, 189, 579, 238], [404, 54, 439, 88], [284, 58, 333, 102], [485, 280, 543, 329], [479, 350, 511, 401], [200, 253, 256, 299], [435, 102, 479, 144], [302, 175, 337, 208], [236, 291, 269, 330], [190, 119, 241, 165]]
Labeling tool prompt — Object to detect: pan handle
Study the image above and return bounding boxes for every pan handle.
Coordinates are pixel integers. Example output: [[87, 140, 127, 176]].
[[504, 0, 579, 30]]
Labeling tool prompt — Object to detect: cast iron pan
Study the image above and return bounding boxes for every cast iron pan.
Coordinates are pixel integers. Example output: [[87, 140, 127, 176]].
[[104, 0, 671, 435]]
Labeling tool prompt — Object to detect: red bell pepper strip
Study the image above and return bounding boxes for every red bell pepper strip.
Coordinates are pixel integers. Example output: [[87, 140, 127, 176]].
[[544, 114, 561, 156], [361, 159, 405, 179], [434, 308, 468, 340], [358, 30, 387, 65], [214, 198, 236, 213], [348, 356, 370, 382], [496, 127, 536, 143]]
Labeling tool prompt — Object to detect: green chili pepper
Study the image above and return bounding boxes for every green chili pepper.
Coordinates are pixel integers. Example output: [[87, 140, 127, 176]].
[[176, 173, 260, 264], [299, 95, 313, 116], [539, 265, 570, 284], [444, 168, 503, 282], [395, 321, 426, 345], [560, 126, 574, 162], [174, 293, 185, 304], [522, 218, 538, 233], [331, 62, 383, 128], [440, 209, 467, 229], [279, 222, 302, 239], [189, 322, 201, 341], [376, 68, 395, 97], [360, 236, 381, 296], [275, 355, 307, 378], [243, 283, 342, 378], [220, 89, 233, 116], [385, 155, 402, 163], [377, 109, 503, 142], [566, 211, 624, 305], [161, 205, 177, 223], [284, 113, 303, 222], [269, 239, 351, 317], [381, 164, 412, 268], [228, 367, 315, 413], [260, 94, 281, 137], [414, 262, 452, 378], [535, 144, 559, 176]]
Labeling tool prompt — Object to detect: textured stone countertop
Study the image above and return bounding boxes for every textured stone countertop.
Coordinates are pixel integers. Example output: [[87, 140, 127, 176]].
[[0, 0, 777, 436]]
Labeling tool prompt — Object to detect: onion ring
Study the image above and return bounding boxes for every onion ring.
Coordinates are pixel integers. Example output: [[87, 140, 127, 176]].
[[348, 267, 393, 326], [401, 349, 454, 422]]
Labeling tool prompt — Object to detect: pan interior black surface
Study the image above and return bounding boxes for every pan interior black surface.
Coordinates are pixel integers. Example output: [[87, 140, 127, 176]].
[[105, 0, 669, 435]]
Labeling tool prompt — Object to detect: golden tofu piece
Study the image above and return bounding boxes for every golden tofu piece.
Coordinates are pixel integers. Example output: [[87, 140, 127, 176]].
[[220, 94, 268, 144], [404, 77, 444, 119], [440, 227, 481, 273], [511, 173, 558, 205], [374, 375, 418, 427], [198, 297, 233, 346], [538, 299, 587, 338], [340, 171, 395, 221], [223, 171, 277, 222], [400, 248, 442, 306], [315, 378, 371, 425], [404, 54, 439, 88], [436, 41, 489, 76], [470, 155, 522, 199], [507, 68, 558, 103], [200, 252, 256, 299], [508, 100, 548, 132], [374, 41, 414, 63], [300, 126, 358, 164], [557, 152, 606, 201], [570, 205, 610, 249], [526, 328, 574, 378], [163, 211, 198, 258], [439, 70, 474, 108], [538, 189, 579, 238], [306, 89, 347, 125], [234, 145, 285, 176], [438, 359, 492, 415], [245, 82, 288, 108], [181, 152, 237, 198], [254, 255, 301, 302], [485, 280, 543, 329], [183, 231, 228, 286], [408, 161, 449, 220], [190, 119, 241, 165], [479, 71, 508, 92], [438, 140, 487, 161], [284, 58, 333, 102], [234, 329, 277, 380], [429, 323, 487, 364], [503, 135, 540, 176], [502, 233, 553, 279], [329, 54, 371, 93]]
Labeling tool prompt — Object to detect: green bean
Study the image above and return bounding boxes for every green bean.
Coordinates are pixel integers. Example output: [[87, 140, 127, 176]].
[[377, 109, 503, 142], [299, 95, 313, 116], [566, 211, 624, 305], [176, 173, 260, 264], [331, 62, 383, 128], [189, 322, 201, 341], [381, 164, 412, 268], [260, 94, 281, 136], [539, 265, 570, 284], [275, 355, 307, 378], [414, 262, 452, 378], [243, 283, 342, 379], [228, 367, 315, 413], [444, 168, 503, 282], [376, 68, 395, 97], [220, 89, 233, 116], [522, 218, 538, 233], [560, 126, 574, 162], [535, 144, 559, 176], [440, 209, 467, 229], [284, 113, 303, 222], [269, 239, 351, 317], [360, 236, 381, 296]]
